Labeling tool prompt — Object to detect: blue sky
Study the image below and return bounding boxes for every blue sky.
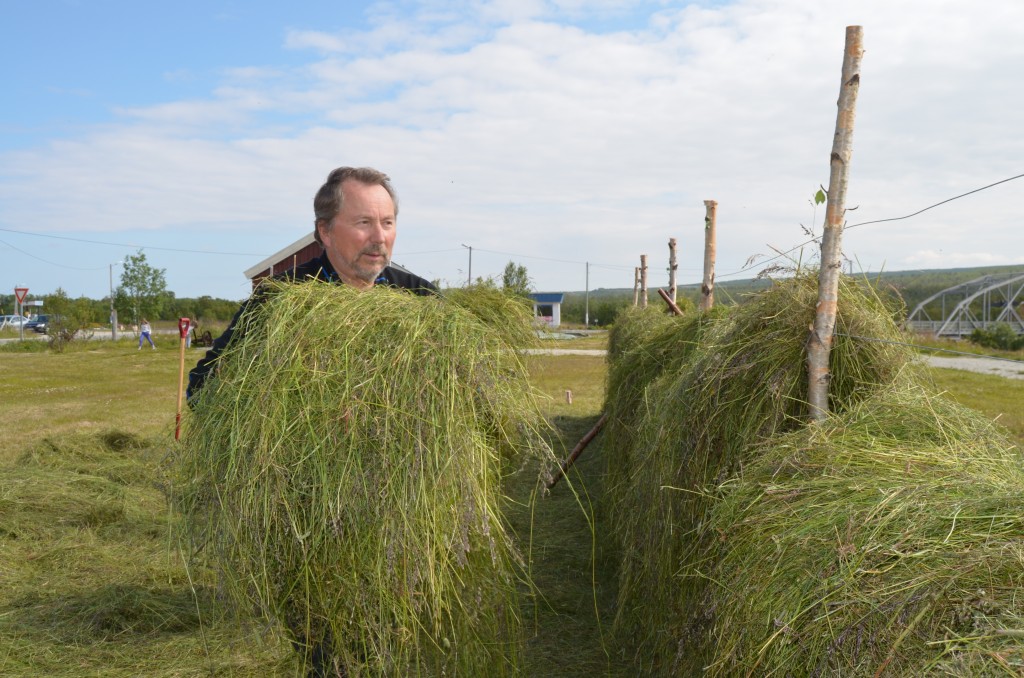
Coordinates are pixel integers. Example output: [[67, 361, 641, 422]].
[[2, 0, 1022, 302]]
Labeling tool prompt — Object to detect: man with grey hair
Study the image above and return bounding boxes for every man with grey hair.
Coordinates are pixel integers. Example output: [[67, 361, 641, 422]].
[[187, 166, 436, 400], [187, 167, 436, 676]]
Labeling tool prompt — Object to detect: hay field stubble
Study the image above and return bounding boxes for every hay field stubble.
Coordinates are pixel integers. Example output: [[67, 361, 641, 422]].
[[0, 339, 631, 676]]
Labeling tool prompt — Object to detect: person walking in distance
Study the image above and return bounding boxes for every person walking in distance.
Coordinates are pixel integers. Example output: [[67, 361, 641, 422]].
[[139, 319, 155, 350]]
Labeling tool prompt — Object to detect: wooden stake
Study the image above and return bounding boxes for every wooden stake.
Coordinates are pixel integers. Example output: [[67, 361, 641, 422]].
[[633, 267, 640, 306], [658, 288, 683, 316], [808, 26, 864, 421], [547, 413, 608, 489], [701, 201, 717, 311], [639, 255, 648, 309], [175, 317, 191, 440], [668, 238, 678, 304]]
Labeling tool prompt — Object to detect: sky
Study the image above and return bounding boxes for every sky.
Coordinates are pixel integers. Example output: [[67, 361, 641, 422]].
[[1, 0, 1022, 302]]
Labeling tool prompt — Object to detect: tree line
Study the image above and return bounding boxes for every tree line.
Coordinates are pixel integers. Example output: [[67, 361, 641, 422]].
[[6, 254, 1018, 334], [0, 251, 243, 329]]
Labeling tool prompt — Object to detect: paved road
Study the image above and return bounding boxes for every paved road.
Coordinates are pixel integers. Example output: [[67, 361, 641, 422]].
[[0, 327, 189, 346], [527, 348, 1024, 381]]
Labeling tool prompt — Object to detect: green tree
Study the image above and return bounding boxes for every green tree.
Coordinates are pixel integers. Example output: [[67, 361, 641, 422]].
[[116, 250, 167, 326], [43, 288, 96, 351], [501, 261, 532, 298]]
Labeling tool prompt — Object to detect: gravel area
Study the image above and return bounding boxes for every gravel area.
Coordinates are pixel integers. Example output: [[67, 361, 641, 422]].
[[922, 355, 1024, 380], [523, 348, 608, 356]]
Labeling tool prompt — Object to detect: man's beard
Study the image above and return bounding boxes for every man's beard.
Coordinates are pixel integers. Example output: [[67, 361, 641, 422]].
[[349, 248, 390, 283]]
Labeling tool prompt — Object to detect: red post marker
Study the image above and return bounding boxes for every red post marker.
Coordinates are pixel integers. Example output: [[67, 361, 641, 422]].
[[175, 317, 192, 441]]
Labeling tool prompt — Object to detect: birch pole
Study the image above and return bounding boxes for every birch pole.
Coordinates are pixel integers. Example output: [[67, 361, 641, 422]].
[[639, 255, 649, 309], [807, 25, 864, 421], [668, 238, 678, 304], [700, 201, 717, 311], [633, 267, 640, 306]]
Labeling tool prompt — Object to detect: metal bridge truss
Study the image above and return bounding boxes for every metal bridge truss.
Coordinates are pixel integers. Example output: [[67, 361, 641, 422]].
[[907, 272, 1024, 337]]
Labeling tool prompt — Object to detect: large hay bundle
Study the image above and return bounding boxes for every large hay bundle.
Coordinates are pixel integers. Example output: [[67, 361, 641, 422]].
[[695, 386, 1024, 675], [441, 285, 539, 350], [604, 274, 920, 670], [602, 306, 724, 523], [173, 281, 551, 676]]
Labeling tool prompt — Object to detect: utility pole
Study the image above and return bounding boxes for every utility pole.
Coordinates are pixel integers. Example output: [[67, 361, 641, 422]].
[[585, 262, 590, 327], [460, 244, 473, 285], [109, 261, 122, 341]]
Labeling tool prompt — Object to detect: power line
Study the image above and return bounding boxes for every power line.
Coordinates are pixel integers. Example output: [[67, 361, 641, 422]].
[[0, 225, 636, 272], [4, 170, 1021, 285], [472, 247, 634, 271], [0, 237, 106, 271], [0, 225, 267, 257], [717, 172, 1024, 281]]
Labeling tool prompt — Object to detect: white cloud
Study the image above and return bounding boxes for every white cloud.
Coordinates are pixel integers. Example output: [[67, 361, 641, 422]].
[[285, 29, 349, 53], [2, 0, 1023, 299]]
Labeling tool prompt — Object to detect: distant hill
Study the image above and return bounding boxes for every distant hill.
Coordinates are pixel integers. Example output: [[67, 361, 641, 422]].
[[561, 264, 1024, 319]]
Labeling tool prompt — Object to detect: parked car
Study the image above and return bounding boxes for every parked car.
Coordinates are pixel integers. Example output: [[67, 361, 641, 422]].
[[0, 315, 30, 329], [25, 314, 54, 333]]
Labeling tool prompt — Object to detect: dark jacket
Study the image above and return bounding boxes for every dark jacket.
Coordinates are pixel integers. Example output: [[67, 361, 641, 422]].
[[187, 251, 437, 402]]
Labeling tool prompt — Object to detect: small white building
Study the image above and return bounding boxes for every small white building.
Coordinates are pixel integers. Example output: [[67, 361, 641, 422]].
[[529, 292, 564, 328]]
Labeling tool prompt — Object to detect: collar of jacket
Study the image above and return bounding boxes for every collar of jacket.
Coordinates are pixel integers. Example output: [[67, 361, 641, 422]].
[[314, 251, 390, 287]]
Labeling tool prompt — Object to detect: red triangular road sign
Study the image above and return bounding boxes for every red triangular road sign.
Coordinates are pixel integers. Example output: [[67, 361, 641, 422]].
[[14, 287, 28, 303]]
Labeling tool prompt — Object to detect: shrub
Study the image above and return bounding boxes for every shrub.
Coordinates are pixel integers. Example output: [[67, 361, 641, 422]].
[[969, 323, 1024, 351]]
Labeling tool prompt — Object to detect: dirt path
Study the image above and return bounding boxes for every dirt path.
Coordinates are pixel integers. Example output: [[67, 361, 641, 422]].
[[923, 355, 1024, 380]]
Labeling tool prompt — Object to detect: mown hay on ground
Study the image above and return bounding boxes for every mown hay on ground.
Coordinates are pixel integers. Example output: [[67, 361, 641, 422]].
[[17, 430, 154, 486], [172, 281, 552, 677]]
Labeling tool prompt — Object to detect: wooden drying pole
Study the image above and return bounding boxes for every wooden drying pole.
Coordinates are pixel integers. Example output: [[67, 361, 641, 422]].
[[807, 25, 864, 421], [668, 238, 678, 304], [639, 255, 648, 308], [547, 413, 609, 489], [658, 288, 683, 316], [700, 200, 717, 311]]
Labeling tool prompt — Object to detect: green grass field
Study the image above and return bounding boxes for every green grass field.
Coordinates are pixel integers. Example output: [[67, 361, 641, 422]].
[[0, 337, 1019, 676]]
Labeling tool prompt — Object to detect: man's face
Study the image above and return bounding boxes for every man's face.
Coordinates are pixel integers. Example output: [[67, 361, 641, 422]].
[[319, 180, 397, 289]]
